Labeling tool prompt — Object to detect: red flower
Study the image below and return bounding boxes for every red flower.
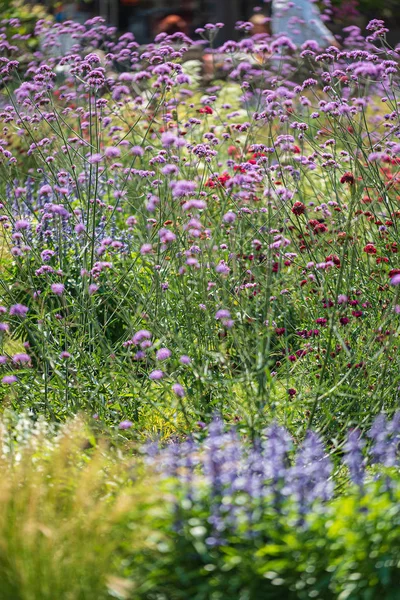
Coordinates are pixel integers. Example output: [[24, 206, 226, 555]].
[[326, 254, 341, 267], [291, 201, 306, 216], [218, 173, 231, 186], [363, 243, 377, 255], [315, 317, 327, 326], [198, 106, 213, 114], [340, 172, 355, 185], [227, 145, 239, 156], [314, 223, 328, 234], [308, 219, 319, 229], [389, 269, 400, 278], [275, 327, 286, 336]]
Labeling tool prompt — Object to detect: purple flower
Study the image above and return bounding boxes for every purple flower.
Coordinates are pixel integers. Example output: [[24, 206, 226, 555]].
[[368, 413, 400, 468], [149, 369, 164, 380], [344, 429, 365, 487], [215, 309, 231, 320], [51, 283, 65, 296], [2, 375, 17, 384], [88, 153, 102, 164], [368, 414, 388, 464], [126, 216, 137, 227], [172, 383, 185, 397], [131, 145, 144, 156], [390, 274, 400, 286], [105, 146, 121, 159], [41, 249, 55, 262], [222, 211, 236, 223], [14, 219, 30, 231], [119, 420, 133, 430], [156, 348, 171, 361], [39, 184, 52, 196], [12, 353, 30, 364], [180, 355, 191, 365], [140, 243, 152, 255], [9, 304, 28, 317], [132, 330, 151, 345], [170, 180, 196, 198], [159, 228, 176, 244], [287, 431, 333, 512], [60, 351, 71, 359], [263, 423, 292, 489], [161, 132, 177, 147], [112, 85, 130, 101], [215, 261, 230, 275]]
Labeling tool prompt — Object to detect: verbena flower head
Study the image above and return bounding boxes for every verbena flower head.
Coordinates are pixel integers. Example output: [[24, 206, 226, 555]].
[[9, 304, 28, 317], [172, 383, 185, 397], [12, 353, 30, 364], [149, 369, 164, 381], [119, 420, 133, 430], [132, 330, 151, 345], [156, 348, 171, 361], [2, 375, 17, 384], [390, 274, 400, 286], [51, 283, 65, 296]]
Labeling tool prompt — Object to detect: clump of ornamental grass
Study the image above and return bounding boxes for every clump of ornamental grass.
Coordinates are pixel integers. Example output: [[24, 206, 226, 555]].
[[0, 16, 398, 436], [0, 412, 161, 600]]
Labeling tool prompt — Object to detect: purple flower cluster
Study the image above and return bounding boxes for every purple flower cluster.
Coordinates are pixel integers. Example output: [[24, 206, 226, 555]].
[[144, 412, 400, 542], [0, 14, 398, 434]]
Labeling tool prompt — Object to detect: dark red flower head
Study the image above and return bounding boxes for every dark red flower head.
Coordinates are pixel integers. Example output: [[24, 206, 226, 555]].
[[340, 172, 355, 185], [291, 201, 306, 216], [363, 243, 377, 255]]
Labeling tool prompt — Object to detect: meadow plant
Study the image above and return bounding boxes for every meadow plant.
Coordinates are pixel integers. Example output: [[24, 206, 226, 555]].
[[0, 16, 398, 437], [1, 411, 400, 599]]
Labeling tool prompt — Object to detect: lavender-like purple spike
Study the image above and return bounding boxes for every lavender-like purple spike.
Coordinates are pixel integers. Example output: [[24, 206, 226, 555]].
[[344, 428, 365, 487], [203, 415, 242, 544], [287, 431, 333, 514], [262, 422, 292, 489], [368, 413, 389, 465], [180, 437, 197, 502], [385, 411, 400, 467], [243, 444, 266, 500], [162, 440, 182, 479]]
